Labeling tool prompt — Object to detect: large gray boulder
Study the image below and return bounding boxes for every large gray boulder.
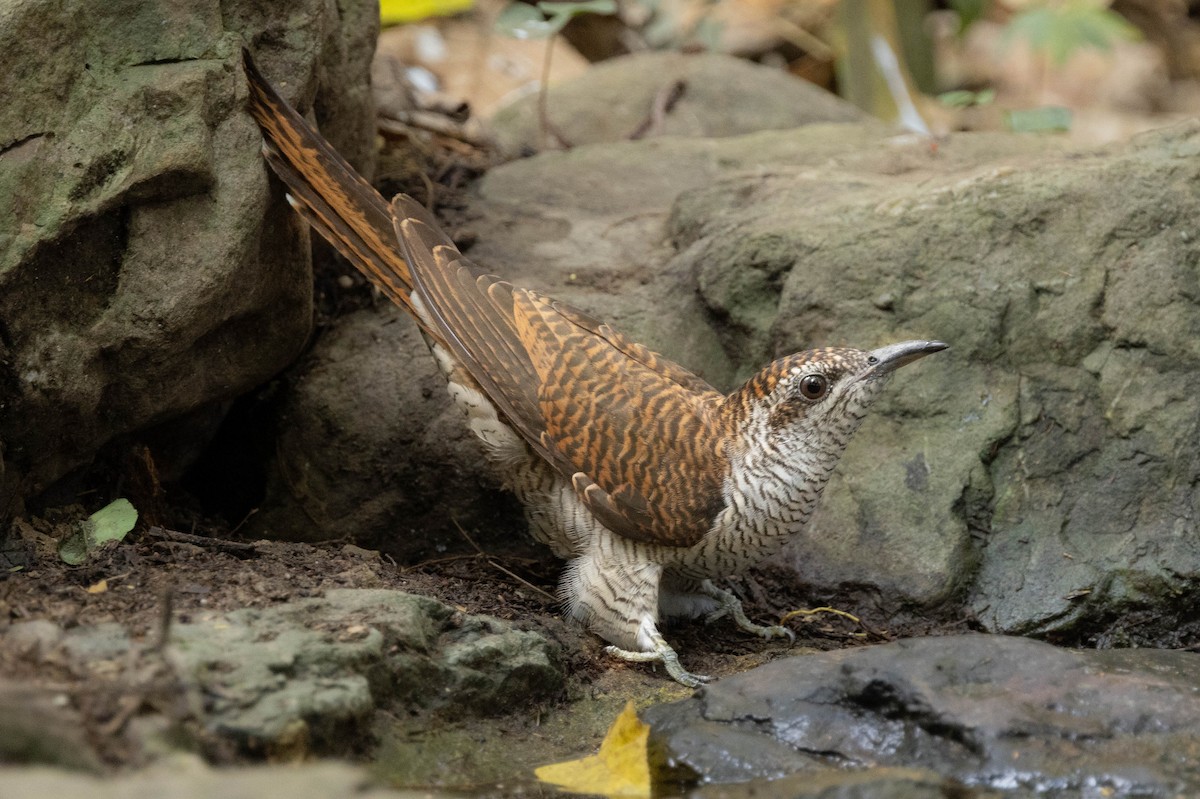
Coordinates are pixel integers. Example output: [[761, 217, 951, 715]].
[[488, 51, 869, 156], [0, 0, 378, 517], [670, 123, 1200, 641], [434, 122, 1199, 642]]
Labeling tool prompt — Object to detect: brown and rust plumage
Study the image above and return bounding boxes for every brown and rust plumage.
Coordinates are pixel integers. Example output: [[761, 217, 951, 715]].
[[243, 51, 947, 687]]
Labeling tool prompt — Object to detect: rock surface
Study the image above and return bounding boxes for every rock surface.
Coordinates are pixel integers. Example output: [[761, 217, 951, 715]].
[[0, 0, 377, 515], [247, 308, 522, 553], [662, 122, 1200, 641], [644, 635, 1200, 797], [0, 760, 429, 799], [488, 51, 868, 156], [1, 588, 562, 757]]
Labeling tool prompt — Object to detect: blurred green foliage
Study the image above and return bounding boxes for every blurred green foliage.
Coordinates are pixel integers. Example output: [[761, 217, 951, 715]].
[[1005, 2, 1140, 65], [496, 0, 618, 39], [938, 87, 996, 108], [1006, 105, 1073, 132]]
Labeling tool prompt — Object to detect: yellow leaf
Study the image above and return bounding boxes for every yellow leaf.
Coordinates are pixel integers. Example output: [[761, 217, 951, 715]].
[[87, 579, 108, 594], [380, 0, 474, 25], [535, 701, 651, 798]]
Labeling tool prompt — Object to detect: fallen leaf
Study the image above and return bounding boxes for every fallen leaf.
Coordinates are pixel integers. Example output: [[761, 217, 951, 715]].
[[535, 701, 651, 798], [90, 499, 138, 546], [59, 499, 139, 565]]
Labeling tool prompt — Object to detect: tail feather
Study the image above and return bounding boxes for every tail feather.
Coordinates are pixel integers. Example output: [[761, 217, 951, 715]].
[[242, 49, 425, 323]]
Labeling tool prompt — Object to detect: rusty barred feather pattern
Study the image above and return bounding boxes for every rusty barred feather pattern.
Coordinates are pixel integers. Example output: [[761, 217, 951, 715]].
[[243, 51, 424, 323], [515, 290, 730, 546]]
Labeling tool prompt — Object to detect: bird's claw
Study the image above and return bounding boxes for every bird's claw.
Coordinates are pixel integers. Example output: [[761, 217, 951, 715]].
[[604, 644, 712, 688], [702, 583, 796, 645], [757, 624, 796, 643]]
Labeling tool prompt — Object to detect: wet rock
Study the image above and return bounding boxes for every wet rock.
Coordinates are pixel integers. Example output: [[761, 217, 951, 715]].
[[690, 767, 1002, 799], [489, 51, 869, 157], [0, 0, 377, 515], [644, 635, 1200, 797]]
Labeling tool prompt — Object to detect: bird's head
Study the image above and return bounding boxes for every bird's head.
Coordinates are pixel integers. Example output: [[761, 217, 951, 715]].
[[733, 340, 948, 448]]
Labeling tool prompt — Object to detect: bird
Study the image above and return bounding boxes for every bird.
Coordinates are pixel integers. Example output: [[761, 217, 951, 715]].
[[242, 50, 947, 687]]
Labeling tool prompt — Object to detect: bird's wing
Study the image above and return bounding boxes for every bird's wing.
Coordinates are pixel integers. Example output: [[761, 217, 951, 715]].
[[396, 201, 728, 547], [513, 290, 730, 547], [543, 299, 723, 397]]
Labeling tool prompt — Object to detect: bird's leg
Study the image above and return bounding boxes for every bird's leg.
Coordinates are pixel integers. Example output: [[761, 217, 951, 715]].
[[564, 548, 711, 687], [605, 619, 711, 688], [699, 580, 795, 643]]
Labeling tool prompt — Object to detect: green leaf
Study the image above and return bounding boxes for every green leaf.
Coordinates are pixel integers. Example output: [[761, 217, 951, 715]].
[[1006, 106, 1072, 133], [495, 3, 557, 39], [1006, 4, 1140, 66], [1006, 8, 1055, 52], [539, 0, 616, 33], [939, 90, 978, 108], [91, 498, 138, 545], [497, 0, 615, 38], [538, 0, 616, 17], [59, 498, 138, 565], [59, 535, 89, 566], [938, 88, 996, 108]]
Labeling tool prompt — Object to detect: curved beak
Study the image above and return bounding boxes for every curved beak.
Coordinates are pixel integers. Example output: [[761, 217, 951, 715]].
[[861, 340, 948, 379]]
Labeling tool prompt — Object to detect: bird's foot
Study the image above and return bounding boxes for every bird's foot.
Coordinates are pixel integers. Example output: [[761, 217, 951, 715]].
[[748, 622, 796, 643], [702, 583, 796, 644], [604, 643, 712, 688]]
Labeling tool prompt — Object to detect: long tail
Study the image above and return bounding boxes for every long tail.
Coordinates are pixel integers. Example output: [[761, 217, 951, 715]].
[[242, 48, 424, 321]]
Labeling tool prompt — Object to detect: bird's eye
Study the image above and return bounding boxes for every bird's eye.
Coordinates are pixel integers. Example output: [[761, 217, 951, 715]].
[[798, 374, 828, 401]]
